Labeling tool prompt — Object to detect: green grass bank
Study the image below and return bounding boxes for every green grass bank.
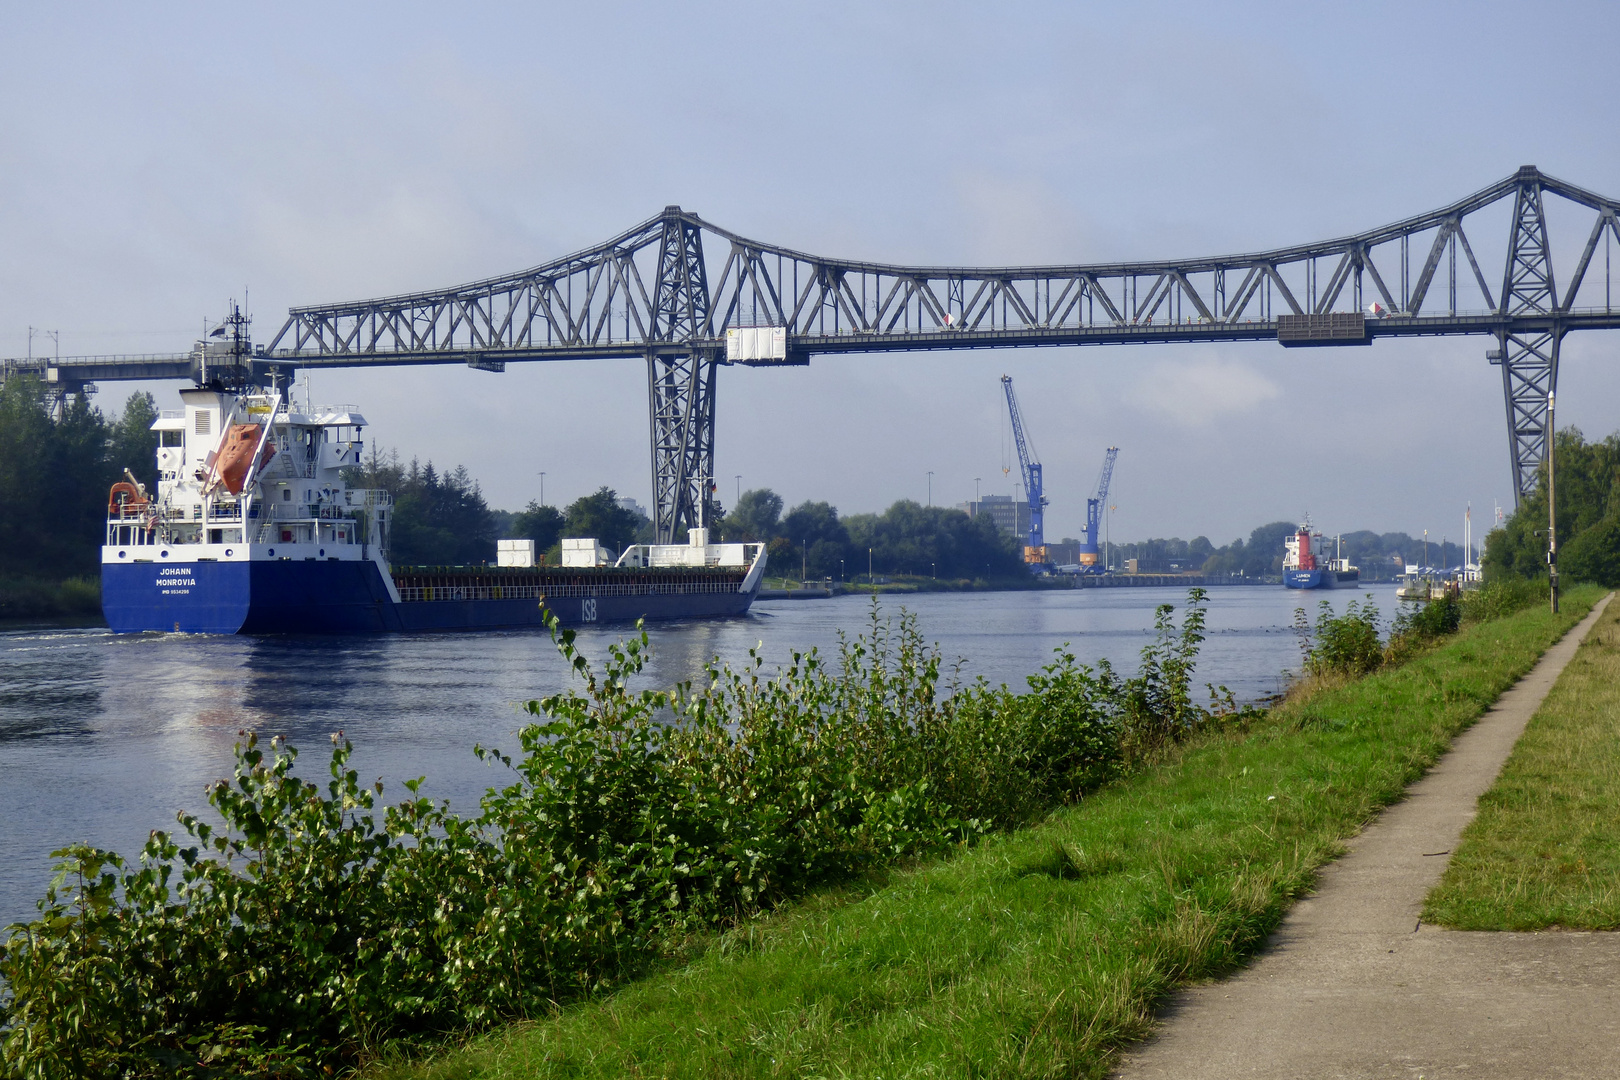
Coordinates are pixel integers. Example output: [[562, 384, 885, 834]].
[[1424, 590, 1620, 930], [372, 587, 1603, 1080]]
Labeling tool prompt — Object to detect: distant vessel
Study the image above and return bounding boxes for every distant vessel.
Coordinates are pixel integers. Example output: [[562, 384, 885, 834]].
[[101, 365, 764, 634], [1396, 573, 1455, 601], [1283, 521, 1359, 590]]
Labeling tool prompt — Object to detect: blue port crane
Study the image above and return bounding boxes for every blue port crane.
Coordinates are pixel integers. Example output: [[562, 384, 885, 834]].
[[1077, 446, 1119, 572], [999, 375, 1047, 568]]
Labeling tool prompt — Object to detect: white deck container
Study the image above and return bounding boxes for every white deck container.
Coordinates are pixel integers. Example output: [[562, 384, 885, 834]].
[[497, 538, 535, 567]]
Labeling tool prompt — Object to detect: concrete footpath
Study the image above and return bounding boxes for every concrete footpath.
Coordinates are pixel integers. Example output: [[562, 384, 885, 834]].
[[1115, 593, 1618, 1080]]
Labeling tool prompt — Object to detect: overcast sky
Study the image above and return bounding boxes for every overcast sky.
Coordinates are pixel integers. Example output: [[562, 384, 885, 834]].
[[3, 1, 1617, 546]]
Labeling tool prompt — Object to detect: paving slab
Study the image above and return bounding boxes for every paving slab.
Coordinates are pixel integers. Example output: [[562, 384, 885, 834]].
[[1115, 594, 1617, 1080]]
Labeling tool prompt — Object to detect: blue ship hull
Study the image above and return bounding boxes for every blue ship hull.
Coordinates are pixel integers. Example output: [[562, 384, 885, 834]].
[[103, 559, 757, 634], [1284, 568, 1361, 590]]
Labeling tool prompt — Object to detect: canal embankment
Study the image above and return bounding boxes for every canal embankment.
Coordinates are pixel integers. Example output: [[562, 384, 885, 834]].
[[1115, 591, 1615, 1079], [3, 582, 1595, 1077], [358, 584, 1603, 1080], [1424, 591, 1620, 930]]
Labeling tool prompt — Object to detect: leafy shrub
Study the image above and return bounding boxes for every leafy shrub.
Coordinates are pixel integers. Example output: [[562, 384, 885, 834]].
[[1396, 591, 1461, 639], [1, 593, 1220, 1078], [1294, 588, 1484, 681], [1295, 596, 1385, 679], [1118, 593, 1219, 750], [1382, 592, 1462, 666], [1461, 576, 1547, 624], [1559, 512, 1620, 586]]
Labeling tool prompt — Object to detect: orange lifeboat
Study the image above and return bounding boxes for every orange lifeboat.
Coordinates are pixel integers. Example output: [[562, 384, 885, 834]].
[[215, 424, 277, 495], [107, 481, 150, 517]]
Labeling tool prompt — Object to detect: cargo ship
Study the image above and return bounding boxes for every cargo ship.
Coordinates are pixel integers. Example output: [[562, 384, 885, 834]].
[[101, 386, 765, 634], [1283, 520, 1359, 590]]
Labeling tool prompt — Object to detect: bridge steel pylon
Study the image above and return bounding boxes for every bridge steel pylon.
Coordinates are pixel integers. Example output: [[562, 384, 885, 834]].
[[1496, 172, 1561, 502], [10, 167, 1620, 525], [646, 208, 719, 541]]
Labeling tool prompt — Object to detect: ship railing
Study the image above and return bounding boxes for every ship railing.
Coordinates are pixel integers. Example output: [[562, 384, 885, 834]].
[[396, 580, 742, 603], [106, 523, 157, 545], [297, 403, 362, 418], [265, 506, 359, 522]]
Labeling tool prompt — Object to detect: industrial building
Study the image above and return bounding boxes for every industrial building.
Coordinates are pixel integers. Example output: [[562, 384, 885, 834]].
[[958, 495, 1030, 538]]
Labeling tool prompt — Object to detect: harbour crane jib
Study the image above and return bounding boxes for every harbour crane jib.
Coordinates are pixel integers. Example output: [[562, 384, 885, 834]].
[[1077, 446, 1119, 574], [999, 375, 1048, 570]]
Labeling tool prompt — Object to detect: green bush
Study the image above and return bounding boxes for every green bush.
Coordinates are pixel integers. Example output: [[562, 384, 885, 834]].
[[1294, 589, 1477, 680], [1295, 596, 1385, 679], [1, 594, 1223, 1078], [1558, 512, 1620, 586], [1395, 591, 1461, 639], [1461, 576, 1547, 624]]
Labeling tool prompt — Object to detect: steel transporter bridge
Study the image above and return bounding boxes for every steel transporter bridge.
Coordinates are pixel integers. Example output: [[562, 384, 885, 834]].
[[6, 165, 1619, 540]]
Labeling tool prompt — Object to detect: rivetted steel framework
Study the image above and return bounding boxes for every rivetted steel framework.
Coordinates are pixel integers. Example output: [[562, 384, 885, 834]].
[[8, 166, 1620, 539]]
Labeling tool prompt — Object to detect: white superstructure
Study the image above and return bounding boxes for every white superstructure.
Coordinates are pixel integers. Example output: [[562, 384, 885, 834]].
[[103, 385, 393, 585]]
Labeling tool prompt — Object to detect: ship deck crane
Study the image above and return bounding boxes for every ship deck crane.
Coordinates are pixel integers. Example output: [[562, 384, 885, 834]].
[[1078, 446, 1119, 573], [999, 375, 1047, 569]]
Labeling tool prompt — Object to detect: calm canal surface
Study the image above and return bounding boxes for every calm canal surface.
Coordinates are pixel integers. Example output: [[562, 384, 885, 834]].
[[0, 584, 1401, 928]]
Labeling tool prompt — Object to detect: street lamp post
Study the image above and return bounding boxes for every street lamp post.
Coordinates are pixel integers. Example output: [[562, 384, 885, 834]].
[[735, 474, 742, 508], [868, 547, 874, 589], [1548, 390, 1559, 614], [927, 470, 934, 507], [538, 471, 546, 507]]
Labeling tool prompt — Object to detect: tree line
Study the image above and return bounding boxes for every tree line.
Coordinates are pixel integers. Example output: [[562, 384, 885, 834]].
[[11, 369, 1610, 605], [1485, 427, 1620, 586], [1107, 524, 1477, 579], [719, 488, 1028, 581], [0, 377, 158, 614], [346, 448, 652, 567]]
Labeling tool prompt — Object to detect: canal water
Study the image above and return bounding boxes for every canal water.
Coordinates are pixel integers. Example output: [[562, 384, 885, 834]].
[[0, 584, 1401, 929]]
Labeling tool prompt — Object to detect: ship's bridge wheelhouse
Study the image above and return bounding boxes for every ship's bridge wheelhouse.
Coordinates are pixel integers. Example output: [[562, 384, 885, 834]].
[[105, 391, 391, 559]]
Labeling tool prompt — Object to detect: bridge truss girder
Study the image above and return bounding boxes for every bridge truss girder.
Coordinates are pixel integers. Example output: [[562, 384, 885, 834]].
[[265, 169, 1620, 360], [12, 168, 1620, 531], [252, 166, 1620, 518]]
